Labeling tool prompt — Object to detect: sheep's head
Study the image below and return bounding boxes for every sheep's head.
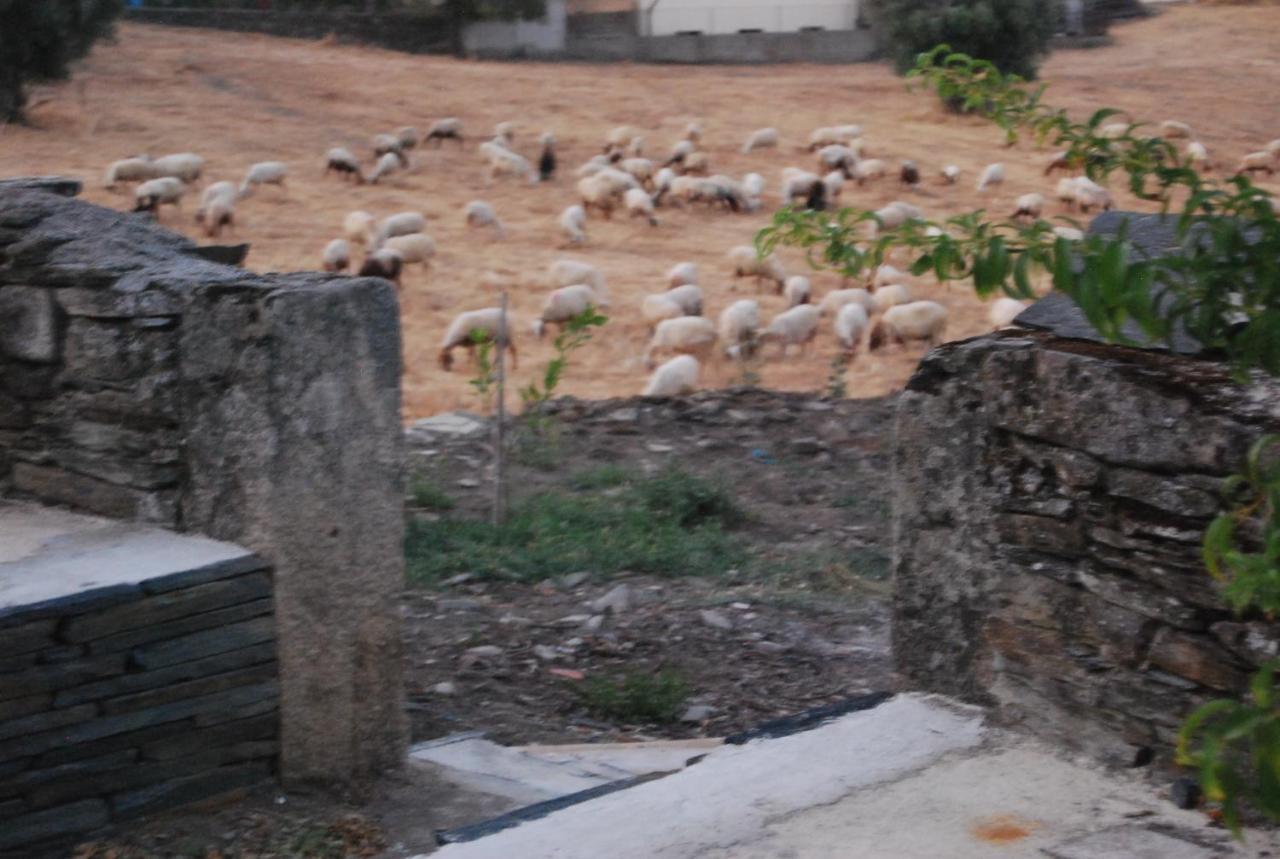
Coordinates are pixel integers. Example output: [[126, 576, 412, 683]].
[[868, 321, 887, 352]]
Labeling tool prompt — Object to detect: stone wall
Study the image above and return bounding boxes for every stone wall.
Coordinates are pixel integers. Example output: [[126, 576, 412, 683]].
[[0, 180, 407, 790], [892, 329, 1280, 765], [0, 555, 277, 853]]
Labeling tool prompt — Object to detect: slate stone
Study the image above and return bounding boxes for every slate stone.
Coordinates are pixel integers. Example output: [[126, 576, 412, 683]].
[[0, 619, 56, 657], [110, 761, 272, 818], [34, 719, 197, 768], [139, 554, 269, 595], [88, 598, 273, 655], [0, 286, 62, 363], [0, 177, 82, 198], [55, 642, 276, 708], [190, 243, 250, 266], [0, 748, 136, 799], [0, 798, 108, 851], [8, 461, 161, 523], [0, 797, 25, 820], [1107, 468, 1220, 518], [102, 662, 278, 716], [0, 703, 97, 743], [0, 693, 51, 723], [130, 617, 276, 671], [0, 653, 128, 703], [142, 713, 278, 761]]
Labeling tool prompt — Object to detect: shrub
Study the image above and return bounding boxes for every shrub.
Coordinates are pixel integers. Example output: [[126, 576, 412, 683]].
[[578, 671, 690, 725], [870, 0, 1059, 79]]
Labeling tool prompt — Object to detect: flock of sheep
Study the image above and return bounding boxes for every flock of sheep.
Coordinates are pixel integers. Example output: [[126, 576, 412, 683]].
[[100, 115, 1280, 400]]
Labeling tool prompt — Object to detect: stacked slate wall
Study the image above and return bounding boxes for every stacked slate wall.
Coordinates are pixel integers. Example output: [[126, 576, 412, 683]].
[[0, 556, 277, 853]]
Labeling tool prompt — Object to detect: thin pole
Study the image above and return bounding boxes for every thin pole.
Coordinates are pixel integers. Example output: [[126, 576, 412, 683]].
[[492, 292, 509, 526]]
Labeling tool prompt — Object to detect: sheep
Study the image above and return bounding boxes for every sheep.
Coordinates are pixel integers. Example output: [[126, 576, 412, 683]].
[[133, 177, 186, 215], [643, 355, 700, 398], [781, 168, 822, 202], [834, 303, 870, 358], [684, 122, 704, 144], [823, 171, 845, 205], [664, 284, 703, 316], [535, 284, 601, 338], [624, 188, 659, 226], [873, 201, 922, 232], [539, 132, 557, 182], [395, 126, 421, 150], [439, 307, 517, 372], [373, 133, 406, 160], [1012, 192, 1046, 220], [645, 316, 717, 368], [976, 163, 1005, 192], [357, 248, 404, 286], [368, 152, 404, 185], [990, 297, 1028, 329], [666, 262, 698, 288], [199, 197, 235, 238], [819, 288, 874, 318], [682, 151, 711, 176], [808, 125, 862, 151], [325, 147, 363, 183], [621, 158, 656, 188], [664, 140, 695, 168], [323, 239, 351, 273], [425, 118, 464, 147], [577, 175, 620, 218], [899, 160, 920, 187], [606, 125, 640, 151], [150, 153, 205, 184], [1237, 150, 1277, 177], [760, 305, 820, 357], [195, 181, 237, 226], [873, 283, 912, 314], [727, 245, 787, 292], [742, 127, 780, 154], [872, 264, 909, 290], [548, 260, 605, 293], [104, 157, 156, 189], [718, 299, 761, 358], [783, 275, 812, 309], [493, 121, 517, 145], [1073, 177, 1114, 213], [377, 212, 428, 245], [652, 167, 677, 205], [941, 165, 961, 185], [488, 149, 537, 184], [344, 210, 377, 246], [239, 161, 288, 195], [464, 200, 507, 239], [643, 294, 685, 329], [559, 204, 588, 246], [853, 158, 887, 185], [1053, 225, 1085, 242], [1160, 120, 1194, 140], [1099, 122, 1130, 140], [869, 300, 948, 351], [1056, 176, 1083, 206], [1269, 139, 1280, 157], [742, 173, 766, 199], [627, 136, 646, 158], [381, 233, 436, 268], [818, 144, 858, 177], [1043, 150, 1073, 176], [1186, 141, 1213, 172]]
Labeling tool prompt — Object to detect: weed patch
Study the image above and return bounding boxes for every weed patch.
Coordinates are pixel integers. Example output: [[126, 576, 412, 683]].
[[577, 671, 690, 725]]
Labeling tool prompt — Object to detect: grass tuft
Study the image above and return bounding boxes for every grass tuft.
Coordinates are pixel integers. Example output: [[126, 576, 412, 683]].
[[409, 477, 456, 512], [577, 671, 690, 725]]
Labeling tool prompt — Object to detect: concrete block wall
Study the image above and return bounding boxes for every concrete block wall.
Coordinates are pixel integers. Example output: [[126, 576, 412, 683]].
[[892, 329, 1280, 765], [0, 556, 277, 853]]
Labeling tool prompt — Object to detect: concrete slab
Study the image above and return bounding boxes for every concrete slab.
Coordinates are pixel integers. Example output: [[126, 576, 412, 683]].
[[1044, 824, 1221, 859], [0, 500, 255, 612]]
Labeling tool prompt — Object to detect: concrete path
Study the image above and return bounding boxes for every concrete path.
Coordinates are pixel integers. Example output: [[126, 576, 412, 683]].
[[422, 694, 1276, 859]]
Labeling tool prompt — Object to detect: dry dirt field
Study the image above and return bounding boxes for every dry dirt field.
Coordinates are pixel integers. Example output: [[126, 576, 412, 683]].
[[1, 6, 1278, 420]]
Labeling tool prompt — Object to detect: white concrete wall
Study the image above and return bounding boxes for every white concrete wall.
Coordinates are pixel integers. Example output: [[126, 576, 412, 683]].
[[462, 0, 568, 56], [647, 0, 857, 36]]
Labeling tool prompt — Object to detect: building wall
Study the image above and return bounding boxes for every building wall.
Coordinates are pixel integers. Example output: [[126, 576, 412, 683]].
[[646, 0, 859, 36]]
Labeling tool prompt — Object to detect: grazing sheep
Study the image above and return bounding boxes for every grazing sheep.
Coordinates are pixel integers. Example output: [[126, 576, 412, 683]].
[[664, 139, 695, 168], [549, 259, 605, 292], [395, 126, 421, 150], [808, 125, 862, 151], [873, 283, 912, 314], [535, 284, 600, 338], [666, 262, 698, 288], [990, 297, 1028, 329], [718, 299, 761, 357], [781, 167, 823, 203], [104, 157, 156, 189], [133, 177, 186, 215], [621, 157, 656, 188], [682, 151, 711, 176], [872, 264, 909, 290], [493, 121, 517, 145], [1237, 151, 1277, 177], [869, 301, 948, 351], [783, 275, 812, 309], [643, 355, 700, 397], [1012, 193, 1046, 220], [899, 160, 920, 187], [1186, 141, 1213, 172], [560, 204, 588, 245], [199, 197, 235, 238], [873, 201, 923, 232], [195, 181, 237, 225], [325, 147, 363, 183], [819, 288, 874, 318], [976, 163, 1005, 192], [1056, 176, 1082, 206], [645, 316, 717, 368], [344, 210, 377, 246], [378, 212, 428, 245], [626, 136, 646, 158], [381, 233, 436, 268], [1072, 177, 1114, 213], [357, 248, 404, 286], [240, 161, 288, 195], [323, 239, 351, 273], [941, 165, 961, 185], [578, 174, 622, 218], [488, 149, 537, 184], [624, 188, 659, 226], [373, 133, 405, 160], [643, 294, 685, 329], [684, 122, 704, 144], [818, 144, 859, 177], [1053, 225, 1085, 242], [1160, 120, 1194, 140], [607, 125, 640, 151], [727, 245, 787, 292], [464, 200, 507, 239], [368, 152, 404, 185], [742, 127, 780, 154], [760, 305, 820, 357], [1044, 150, 1073, 176], [425, 118, 464, 147], [1099, 122, 1130, 140], [823, 171, 845, 205], [652, 167, 678, 205], [834, 303, 870, 358], [150, 153, 205, 184], [576, 155, 612, 179], [742, 173, 766, 199], [439, 307, 517, 371], [664, 284, 703, 316], [539, 132, 557, 182], [854, 159, 887, 185]]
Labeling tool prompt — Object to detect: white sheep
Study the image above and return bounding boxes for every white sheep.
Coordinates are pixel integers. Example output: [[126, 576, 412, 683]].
[[560, 204, 588, 245], [990, 297, 1028, 329], [535, 284, 601, 338], [872, 264, 909, 290], [195, 181, 237, 224], [357, 248, 404, 286], [549, 259, 605, 292], [869, 300, 948, 351], [727, 245, 787, 292], [578, 174, 623, 218], [664, 284, 703, 316], [642, 294, 685, 329], [239, 161, 288, 195], [323, 239, 351, 273], [1012, 192, 1046, 220], [783, 275, 812, 309], [761, 305, 820, 357], [718, 299, 761, 358], [1268, 139, 1280, 157], [834, 303, 870, 358], [818, 144, 858, 175], [133, 177, 186, 215], [607, 125, 640, 150], [645, 316, 717, 368], [666, 262, 698, 288], [1056, 176, 1082, 206], [742, 173, 766, 199], [395, 126, 421, 150], [199, 197, 235, 238], [665, 140, 695, 167], [742, 127, 780, 154], [624, 188, 659, 226], [818, 288, 874, 318], [873, 283, 912, 314], [378, 212, 427, 245], [854, 158, 887, 185], [682, 151, 711, 176], [464, 200, 507, 239], [426, 118, 464, 147], [344, 210, 377, 246], [1238, 150, 1277, 177], [150, 153, 205, 184], [1186, 141, 1213, 172], [1073, 177, 1114, 213], [439, 307, 517, 371], [1044, 151, 1073, 176], [941, 165, 961, 185], [104, 157, 156, 189], [621, 158, 656, 188], [367, 152, 404, 185], [643, 355, 700, 397], [380, 233, 436, 268], [873, 201, 922, 232], [493, 121, 517, 144], [373, 133, 404, 158], [823, 170, 845, 205], [976, 163, 1005, 192], [325, 147, 363, 183], [1099, 122, 1130, 140], [1053, 225, 1085, 241], [808, 125, 862, 151], [489, 149, 537, 184], [684, 121, 704, 144], [1160, 120, 1193, 140]]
